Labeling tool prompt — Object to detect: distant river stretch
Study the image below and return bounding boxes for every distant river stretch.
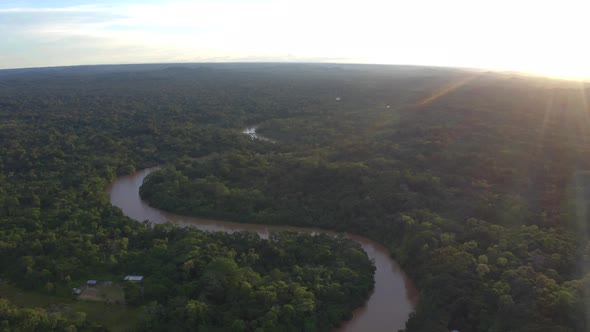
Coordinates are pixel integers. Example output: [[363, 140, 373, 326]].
[[107, 128, 417, 332]]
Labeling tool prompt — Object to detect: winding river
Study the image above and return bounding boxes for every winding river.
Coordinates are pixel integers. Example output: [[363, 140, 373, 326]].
[[107, 129, 417, 331]]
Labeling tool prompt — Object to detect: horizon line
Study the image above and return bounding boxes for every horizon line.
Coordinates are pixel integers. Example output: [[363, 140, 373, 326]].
[[0, 61, 588, 83]]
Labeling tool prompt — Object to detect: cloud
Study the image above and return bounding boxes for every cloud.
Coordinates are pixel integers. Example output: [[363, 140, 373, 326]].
[[0, 1, 362, 68], [0, 4, 109, 13], [0, 0, 588, 78]]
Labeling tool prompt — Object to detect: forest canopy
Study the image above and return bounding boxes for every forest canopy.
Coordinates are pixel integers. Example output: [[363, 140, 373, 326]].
[[2, 63, 590, 331]]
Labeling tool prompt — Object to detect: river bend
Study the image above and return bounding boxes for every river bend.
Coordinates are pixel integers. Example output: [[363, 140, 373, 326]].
[[108, 168, 416, 331]]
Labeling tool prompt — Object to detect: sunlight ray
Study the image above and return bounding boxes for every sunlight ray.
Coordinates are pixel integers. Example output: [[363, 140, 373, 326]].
[[413, 75, 478, 109]]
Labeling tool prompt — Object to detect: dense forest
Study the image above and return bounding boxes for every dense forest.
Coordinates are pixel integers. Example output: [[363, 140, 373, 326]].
[[128, 229, 375, 331], [2, 63, 590, 331], [0, 297, 100, 332], [0, 64, 382, 331]]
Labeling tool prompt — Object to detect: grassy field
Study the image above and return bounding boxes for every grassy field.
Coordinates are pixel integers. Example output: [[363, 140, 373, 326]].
[[78, 283, 126, 304], [0, 282, 139, 331]]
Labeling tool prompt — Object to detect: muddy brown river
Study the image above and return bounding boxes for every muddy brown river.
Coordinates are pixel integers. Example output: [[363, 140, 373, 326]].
[[108, 168, 417, 331]]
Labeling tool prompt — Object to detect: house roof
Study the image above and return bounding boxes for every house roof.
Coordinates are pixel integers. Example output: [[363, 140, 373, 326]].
[[87, 280, 97, 285], [124, 275, 144, 281]]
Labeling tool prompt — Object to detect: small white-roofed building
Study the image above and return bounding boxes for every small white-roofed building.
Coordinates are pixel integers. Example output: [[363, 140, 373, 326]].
[[124, 275, 144, 282]]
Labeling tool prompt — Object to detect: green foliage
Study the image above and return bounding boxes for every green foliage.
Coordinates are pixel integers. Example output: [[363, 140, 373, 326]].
[[136, 66, 590, 331], [0, 298, 102, 332], [2, 63, 590, 331], [132, 230, 374, 331], [0, 64, 384, 330]]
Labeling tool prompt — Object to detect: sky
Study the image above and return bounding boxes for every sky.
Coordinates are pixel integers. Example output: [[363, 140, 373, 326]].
[[1, 0, 589, 79]]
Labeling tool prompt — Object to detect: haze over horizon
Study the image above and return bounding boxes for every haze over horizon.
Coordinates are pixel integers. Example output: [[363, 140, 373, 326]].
[[1, 0, 589, 80]]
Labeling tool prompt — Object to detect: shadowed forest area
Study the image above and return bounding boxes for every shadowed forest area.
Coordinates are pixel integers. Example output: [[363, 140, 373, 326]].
[[1, 63, 590, 331]]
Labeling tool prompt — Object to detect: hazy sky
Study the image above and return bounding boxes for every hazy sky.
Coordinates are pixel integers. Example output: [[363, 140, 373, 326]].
[[1, 0, 589, 79]]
